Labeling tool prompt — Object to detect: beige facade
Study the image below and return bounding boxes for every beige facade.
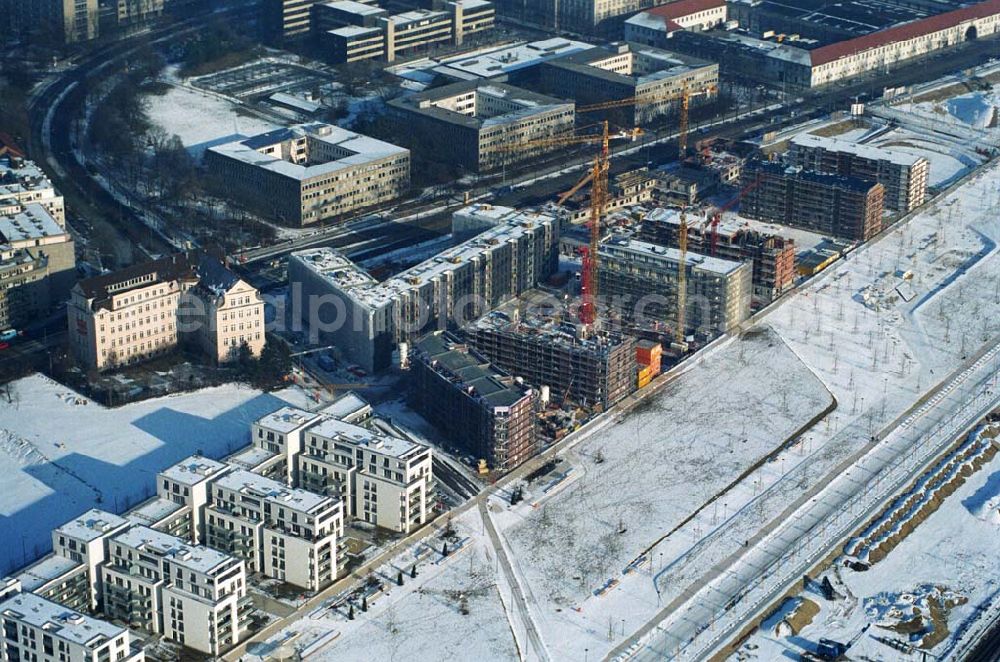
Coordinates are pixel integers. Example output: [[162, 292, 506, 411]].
[[67, 254, 265, 372], [204, 124, 410, 227]]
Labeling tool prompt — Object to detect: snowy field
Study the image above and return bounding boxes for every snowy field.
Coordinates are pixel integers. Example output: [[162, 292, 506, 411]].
[[246, 508, 519, 662], [733, 426, 1000, 661], [144, 84, 278, 159], [0, 375, 309, 572]]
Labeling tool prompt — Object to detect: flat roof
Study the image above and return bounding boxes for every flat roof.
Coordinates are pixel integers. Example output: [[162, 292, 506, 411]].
[[0, 592, 126, 648], [207, 123, 407, 182], [214, 469, 334, 513], [16, 555, 83, 592], [160, 455, 230, 486], [113, 525, 236, 575], [255, 406, 322, 434], [791, 132, 927, 167], [308, 416, 427, 459], [414, 332, 530, 408], [319, 392, 371, 420], [54, 509, 128, 543], [600, 237, 746, 275], [126, 497, 186, 527], [389, 80, 572, 130], [321, 0, 385, 15], [0, 204, 66, 243], [427, 38, 593, 80], [292, 206, 556, 311]]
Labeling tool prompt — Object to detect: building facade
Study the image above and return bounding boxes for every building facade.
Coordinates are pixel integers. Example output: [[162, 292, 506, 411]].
[[741, 161, 885, 241], [410, 332, 538, 473], [0, 593, 143, 662], [67, 253, 265, 372], [388, 81, 575, 173], [204, 124, 410, 227], [288, 206, 559, 372], [205, 470, 345, 591], [788, 133, 929, 212], [4, 0, 100, 44], [598, 237, 753, 339]]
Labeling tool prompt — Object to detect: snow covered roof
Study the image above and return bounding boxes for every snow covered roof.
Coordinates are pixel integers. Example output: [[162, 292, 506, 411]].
[[16, 555, 83, 592], [207, 123, 407, 183], [0, 592, 127, 647], [159, 455, 230, 486], [113, 525, 238, 575], [389, 80, 572, 130], [600, 237, 746, 276], [425, 37, 593, 80], [126, 498, 186, 527], [0, 204, 65, 243], [307, 416, 427, 459], [214, 469, 336, 514], [255, 406, 321, 434], [54, 509, 129, 543], [319, 392, 371, 421], [790, 132, 928, 167]]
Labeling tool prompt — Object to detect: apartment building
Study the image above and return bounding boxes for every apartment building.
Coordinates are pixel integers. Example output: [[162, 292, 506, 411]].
[[204, 124, 410, 227], [126, 456, 233, 545], [104, 0, 164, 29], [1, 155, 66, 225], [67, 253, 265, 371], [102, 526, 249, 655], [0, 593, 143, 662], [4, 0, 100, 44], [262, 0, 324, 43], [49, 510, 130, 612], [788, 133, 929, 212], [252, 407, 323, 485], [598, 237, 753, 340], [741, 161, 885, 241], [522, 42, 718, 127], [410, 332, 538, 473], [466, 294, 638, 409], [205, 470, 344, 591], [316, 0, 495, 63], [638, 207, 797, 304], [0, 204, 76, 332], [288, 206, 559, 372], [387, 81, 575, 173], [299, 417, 435, 533]]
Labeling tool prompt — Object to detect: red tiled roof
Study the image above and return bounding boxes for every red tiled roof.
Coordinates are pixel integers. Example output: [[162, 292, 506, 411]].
[[810, 0, 1000, 66], [645, 0, 725, 21]]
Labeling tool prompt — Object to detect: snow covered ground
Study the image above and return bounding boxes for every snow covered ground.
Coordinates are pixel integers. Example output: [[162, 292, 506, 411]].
[[143, 83, 278, 159], [733, 425, 1000, 661], [245, 508, 519, 662], [0, 375, 310, 573]]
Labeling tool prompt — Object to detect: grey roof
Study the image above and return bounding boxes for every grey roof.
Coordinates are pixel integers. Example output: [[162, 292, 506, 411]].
[[160, 455, 231, 486], [388, 80, 572, 130], [214, 469, 335, 514], [16, 555, 84, 592], [255, 406, 322, 434]]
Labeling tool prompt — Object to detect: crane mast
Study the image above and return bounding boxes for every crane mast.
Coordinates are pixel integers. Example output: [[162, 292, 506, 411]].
[[580, 121, 610, 325]]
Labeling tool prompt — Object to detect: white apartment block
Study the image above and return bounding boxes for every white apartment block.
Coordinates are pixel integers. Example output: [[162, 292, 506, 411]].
[[252, 407, 323, 485], [128, 456, 232, 545], [102, 526, 249, 656], [205, 470, 345, 592], [51, 510, 130, 612], [0, 155, 66, 226], [204, 124, 410, 227], [300, 417, 434, 534], [67, 253, 265, 372], [0, 593, 143, 662]]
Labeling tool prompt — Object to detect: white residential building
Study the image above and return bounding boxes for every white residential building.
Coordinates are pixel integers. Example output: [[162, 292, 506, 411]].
[[0, 593, 143, 662], [102, 526, 249, 656], [205, 470, 345, 591], [300, 417, 434, 534], [51, 510, 130, 612], [251, 407, 323, 485]]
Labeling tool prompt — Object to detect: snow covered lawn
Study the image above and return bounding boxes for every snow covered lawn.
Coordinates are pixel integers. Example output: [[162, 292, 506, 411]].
[[0, 375, 308, 572], [144, 84, 278, 159]]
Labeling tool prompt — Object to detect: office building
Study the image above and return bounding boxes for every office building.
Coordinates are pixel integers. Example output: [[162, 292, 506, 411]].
[[5, 0, 100, 44], [387, 81, 575, 173], [204, 124, 410, 227]]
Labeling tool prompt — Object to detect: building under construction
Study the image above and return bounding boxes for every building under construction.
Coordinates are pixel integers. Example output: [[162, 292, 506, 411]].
[[740, 160, 885, 241], [409, 332, 538, 473], [598, 237, 752, 340], [465, 292, 637, 410], [638, 207, 796, 304], [787, 133, 929, 213]]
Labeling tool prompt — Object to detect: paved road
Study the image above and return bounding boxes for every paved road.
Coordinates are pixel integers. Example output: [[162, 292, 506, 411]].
[[480, 500, 549, 662]]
